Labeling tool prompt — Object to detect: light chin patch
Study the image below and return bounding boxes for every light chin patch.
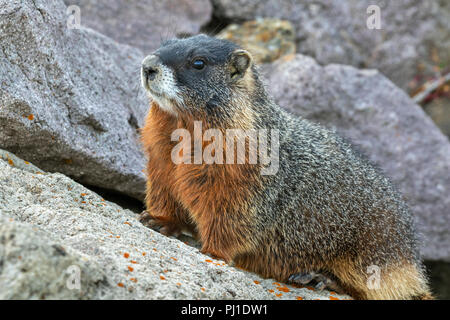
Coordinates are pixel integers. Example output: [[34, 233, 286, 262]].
[[149, 93, 178, 116], [141, 64, 183, 116]]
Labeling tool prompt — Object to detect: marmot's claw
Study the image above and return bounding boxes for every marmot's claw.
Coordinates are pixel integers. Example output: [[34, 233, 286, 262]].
[[138, 210, 152, 223], [288, 272, 313, 284], [289, 271, 342, 293], [138, 210, 159, 229], [159, 225, 181, 237], [139, 210, 182, 237], [314, 281, 326, 291]]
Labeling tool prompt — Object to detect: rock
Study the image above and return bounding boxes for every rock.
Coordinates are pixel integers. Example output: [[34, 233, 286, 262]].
[[0, 149, 348, 300], [0, 0, 148, 200], [0, 149, 41, 173], [217, 18, 295, 64], [422, 95, 450, 139], [212, 0, 450, 91], [0, 218, 113, 299], [64, 0, 213, 54], [262, 54, 450, 261]]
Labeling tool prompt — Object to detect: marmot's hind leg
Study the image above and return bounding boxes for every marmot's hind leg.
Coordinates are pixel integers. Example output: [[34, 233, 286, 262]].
[[288, 271, 343, 293]]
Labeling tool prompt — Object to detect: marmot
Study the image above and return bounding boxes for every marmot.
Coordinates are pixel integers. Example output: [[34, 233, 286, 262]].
[[139, 34, 432, 300]]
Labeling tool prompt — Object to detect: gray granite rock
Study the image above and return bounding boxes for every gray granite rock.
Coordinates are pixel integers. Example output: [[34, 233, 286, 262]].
[[0, 0, 148, 199], [212, 0, 450, 91], [262, 54, 450, 261], [64, 0, 212, 54], [0, 218, 113, 299], [0, 149, 347, 300]]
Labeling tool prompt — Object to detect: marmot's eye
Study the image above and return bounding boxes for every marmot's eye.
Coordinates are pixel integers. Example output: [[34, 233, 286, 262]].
[[192, 59, 205, 70]]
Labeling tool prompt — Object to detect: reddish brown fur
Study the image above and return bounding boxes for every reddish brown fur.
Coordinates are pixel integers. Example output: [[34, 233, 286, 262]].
[[141, 102, 261, 262]]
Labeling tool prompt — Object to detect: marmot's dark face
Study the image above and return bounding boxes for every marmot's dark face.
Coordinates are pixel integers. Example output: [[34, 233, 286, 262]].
[[141, 35, 254, 119]]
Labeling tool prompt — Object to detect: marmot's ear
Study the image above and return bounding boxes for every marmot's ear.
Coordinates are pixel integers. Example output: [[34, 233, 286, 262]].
[[229, 49, 252, 81]]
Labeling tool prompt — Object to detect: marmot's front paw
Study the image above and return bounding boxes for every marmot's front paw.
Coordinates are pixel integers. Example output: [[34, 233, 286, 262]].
[[139, 210, 182, 237], [288, 271, 342, 292]]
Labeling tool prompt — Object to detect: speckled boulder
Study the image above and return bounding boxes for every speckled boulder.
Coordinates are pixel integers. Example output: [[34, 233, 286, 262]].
[[0, 0, 148, 199], [0, 150, 348, 300]]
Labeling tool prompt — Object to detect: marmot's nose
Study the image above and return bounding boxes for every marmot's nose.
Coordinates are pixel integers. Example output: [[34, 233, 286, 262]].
[[142, 55, 160, 81]]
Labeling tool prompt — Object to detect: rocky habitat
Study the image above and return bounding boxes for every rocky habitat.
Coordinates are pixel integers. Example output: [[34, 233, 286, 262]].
[[1, 0, 449, 300]]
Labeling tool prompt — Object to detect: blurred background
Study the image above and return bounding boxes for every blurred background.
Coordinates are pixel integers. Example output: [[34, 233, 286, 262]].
[[1, 0, 449, 299]]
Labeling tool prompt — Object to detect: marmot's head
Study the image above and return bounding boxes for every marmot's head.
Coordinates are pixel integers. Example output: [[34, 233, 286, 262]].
[[141, 35, 261, 122]]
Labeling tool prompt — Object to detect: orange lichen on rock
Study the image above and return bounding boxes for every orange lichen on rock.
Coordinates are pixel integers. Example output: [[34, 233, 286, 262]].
[[275, 293, 283, 297], [296, 296, 304, 300], [277, 286, 290, 293], [253, 280, 260, 285], [130, 260, 138, 264], [205, 259, 213, 263], [160, 275, 166, 280], [123, 252, 130, 258], [127, 266, 134, 272], [27, 114, 34, 120], [130, 278, 137, 283], [117, 282, 124, 287], [329, 296, 340, 300]]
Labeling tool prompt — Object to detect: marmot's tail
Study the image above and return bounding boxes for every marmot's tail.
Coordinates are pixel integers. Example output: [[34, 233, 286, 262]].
[[333, 260, 434, 300]]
